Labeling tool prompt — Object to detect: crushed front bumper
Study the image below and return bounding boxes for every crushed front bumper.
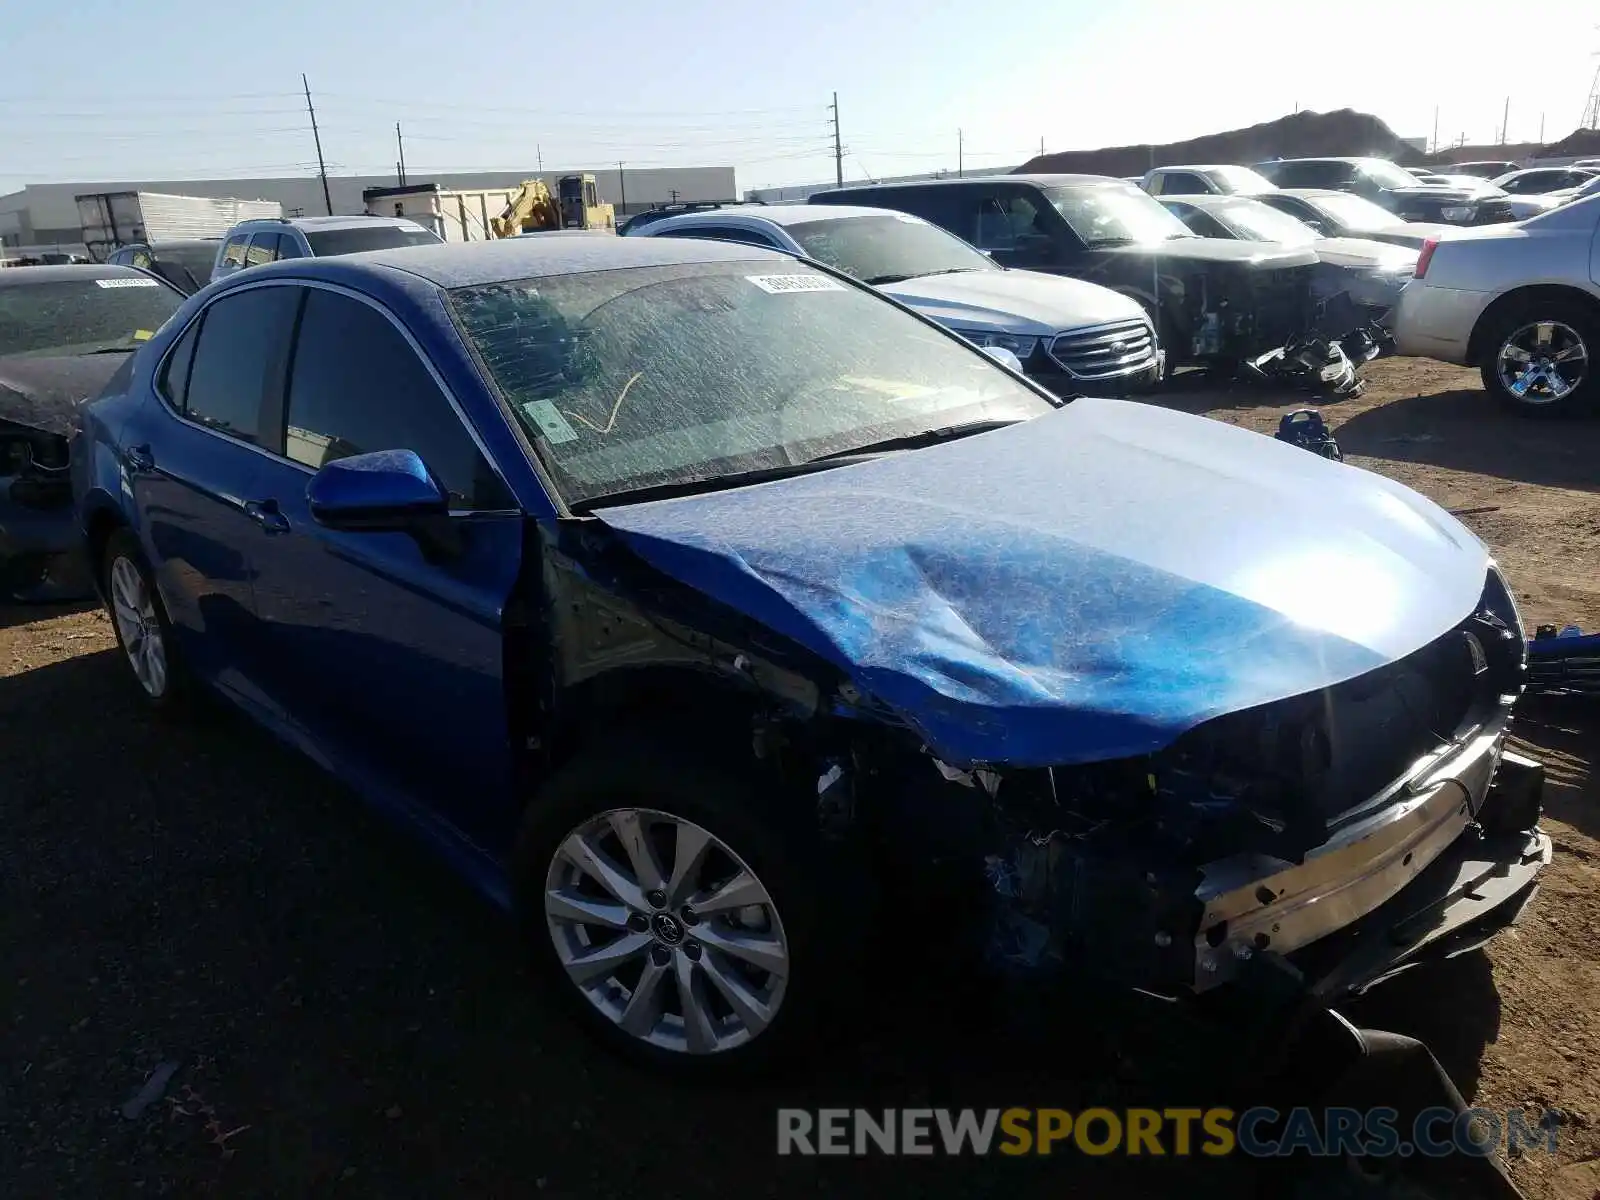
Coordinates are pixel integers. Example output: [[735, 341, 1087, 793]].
[[1196, 716, 1549, 1002]]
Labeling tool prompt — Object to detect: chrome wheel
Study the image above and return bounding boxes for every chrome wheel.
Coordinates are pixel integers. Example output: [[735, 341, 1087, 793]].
[[544, 807, 790, 1055], [109, 555, 168, 698], [1496, 320, 1588, 405]]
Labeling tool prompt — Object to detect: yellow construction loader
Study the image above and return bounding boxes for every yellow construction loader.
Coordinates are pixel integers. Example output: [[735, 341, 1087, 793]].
[[490, 174, 615, 236]]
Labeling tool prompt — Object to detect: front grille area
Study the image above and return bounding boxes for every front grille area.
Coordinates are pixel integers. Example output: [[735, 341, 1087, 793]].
[[1249, 265, 1317, 347], [1158, 569, 1524, 845], [1474, 199, 1515, 224], [1048, 318, 1157, 379]]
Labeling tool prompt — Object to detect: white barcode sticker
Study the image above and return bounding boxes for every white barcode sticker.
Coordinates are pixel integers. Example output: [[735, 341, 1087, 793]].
[[746, 274, 846, 295], [94, 277, 161, 288]]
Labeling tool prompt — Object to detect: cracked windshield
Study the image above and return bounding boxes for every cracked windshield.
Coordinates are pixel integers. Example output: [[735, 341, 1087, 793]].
[[452, 261, 1052, 505]]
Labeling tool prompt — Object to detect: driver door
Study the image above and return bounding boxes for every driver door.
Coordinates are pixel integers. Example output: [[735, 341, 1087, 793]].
[[242, 283, 526, 844]]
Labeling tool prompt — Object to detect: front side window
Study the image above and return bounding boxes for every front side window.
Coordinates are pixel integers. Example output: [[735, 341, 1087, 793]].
[[0, 277, 183, 358], [181, 285, 299, 444], [1211, 166, 1277, 194], [1155, 172, 1206, 195], [450, 261, 1053, 507], [303, 225, 442, 256], [283, 288, 508, 509], [784, 213, 995, 284]]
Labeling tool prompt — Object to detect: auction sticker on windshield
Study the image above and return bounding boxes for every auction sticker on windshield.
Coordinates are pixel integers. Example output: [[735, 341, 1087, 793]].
[[94, 278, 161, 288], [520, 398, 580, 444], [746, 274, 847, 295]]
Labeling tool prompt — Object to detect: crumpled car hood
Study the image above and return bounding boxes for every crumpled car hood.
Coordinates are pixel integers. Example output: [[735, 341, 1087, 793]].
[[0, 354, 126, 437], [594, 398, 1489, 767]]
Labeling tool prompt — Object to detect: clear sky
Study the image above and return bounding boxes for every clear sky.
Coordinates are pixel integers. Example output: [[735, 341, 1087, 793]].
[[4, 0, 1597, 196]]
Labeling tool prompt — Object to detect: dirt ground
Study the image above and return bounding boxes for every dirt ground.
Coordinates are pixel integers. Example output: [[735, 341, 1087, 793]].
[[1, 357, 1597, 1198]]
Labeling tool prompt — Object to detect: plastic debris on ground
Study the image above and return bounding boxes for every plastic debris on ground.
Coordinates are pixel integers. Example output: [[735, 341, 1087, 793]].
[[1273, 409, 1343, 461]]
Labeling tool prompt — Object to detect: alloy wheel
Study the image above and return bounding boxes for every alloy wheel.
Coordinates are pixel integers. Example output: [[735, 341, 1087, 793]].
[[1496, 320, 1588, 404], [109, 555, 168, 698], [543, 807, 790, 1055]]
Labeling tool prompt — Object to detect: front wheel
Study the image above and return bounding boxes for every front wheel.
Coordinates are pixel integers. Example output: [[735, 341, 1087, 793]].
[[513, 737, 823, 1076], [1478, 303, 1597, 418]]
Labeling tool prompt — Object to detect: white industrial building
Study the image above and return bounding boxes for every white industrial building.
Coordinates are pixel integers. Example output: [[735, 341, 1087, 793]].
[[0, 165, 737, 253]]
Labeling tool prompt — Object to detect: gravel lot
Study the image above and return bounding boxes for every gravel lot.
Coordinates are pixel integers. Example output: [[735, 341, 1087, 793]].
[[3, 358, 1597, 1198]]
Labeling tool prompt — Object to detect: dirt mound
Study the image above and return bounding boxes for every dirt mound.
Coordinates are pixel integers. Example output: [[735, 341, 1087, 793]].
[[1015, 109, 1422, 178], [1543, 127, 1600, 157]]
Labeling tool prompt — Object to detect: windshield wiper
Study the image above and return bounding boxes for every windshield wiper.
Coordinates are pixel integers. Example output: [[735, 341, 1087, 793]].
[[807, 418, 1022, 461], [1086, 236, 1137, 247], [572, 458, 861, 513], [88, 346, 137, 354], [863, 267, 983, 285]]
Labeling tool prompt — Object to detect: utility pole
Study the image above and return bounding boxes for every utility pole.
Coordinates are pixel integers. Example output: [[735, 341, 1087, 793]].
[[1432, 106, 1439, 155], [1501, 96, 1510, 145], [669, 188, 680, 203], [1039, 135, 1045, 158], [536, 144, 543, 173], [617, 162, 626, 214], [829, 92, 843, 187], [302, 73, 333, 216], [396, 122, 407, 186], [1540, 112, 1546, 143], [958, 129, 964, 178]]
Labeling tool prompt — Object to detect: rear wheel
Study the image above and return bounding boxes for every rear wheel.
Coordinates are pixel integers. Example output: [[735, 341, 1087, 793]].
[[1478, 302, 1597, 417], [102, 529, 187, 710], [513, 736, 823, 1076]]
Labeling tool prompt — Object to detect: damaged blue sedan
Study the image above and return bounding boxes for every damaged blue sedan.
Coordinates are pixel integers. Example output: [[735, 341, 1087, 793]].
[[70, 236, 1550, 1073]]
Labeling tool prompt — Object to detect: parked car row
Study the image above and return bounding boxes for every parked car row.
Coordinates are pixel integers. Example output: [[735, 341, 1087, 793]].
[[44, 233, 1548, 1088]]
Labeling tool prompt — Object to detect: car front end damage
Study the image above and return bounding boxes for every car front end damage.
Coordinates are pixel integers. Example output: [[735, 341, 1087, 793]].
[[0, 413, 87, 601], [1155, 256, 1386, 397]]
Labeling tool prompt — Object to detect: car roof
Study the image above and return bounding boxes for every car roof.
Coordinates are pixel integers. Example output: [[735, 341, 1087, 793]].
[[286, 233, 791, 288], [1267, 188, 1351, 200], [232, 215, 424, 232], [1157, 193, 1262, 209], [0, 262, 154, 287], [821, 173, 1120, 192], [655, 204, 919, 228], [1150, 164, 1249, 173]]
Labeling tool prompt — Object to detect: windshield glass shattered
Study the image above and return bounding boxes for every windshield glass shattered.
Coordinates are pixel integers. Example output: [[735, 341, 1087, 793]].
[[1045, 184, 1194, 246], [450, 261, 1052, 505], [0, 277, 183, 358], [784, 213, 996, 284]]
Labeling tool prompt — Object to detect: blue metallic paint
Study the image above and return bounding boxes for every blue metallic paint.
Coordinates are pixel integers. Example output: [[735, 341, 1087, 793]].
[[305, 449, 447, 524], [595, 397, 1492, 767]]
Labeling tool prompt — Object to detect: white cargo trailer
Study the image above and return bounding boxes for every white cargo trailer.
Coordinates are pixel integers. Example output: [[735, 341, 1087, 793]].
[[362, 183, 516, 242], [75, 191, 284, 260]]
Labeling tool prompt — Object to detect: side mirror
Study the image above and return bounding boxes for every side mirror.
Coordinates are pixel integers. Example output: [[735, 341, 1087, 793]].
[[307, 449, 462, 560], [307, 449, 448, 531]]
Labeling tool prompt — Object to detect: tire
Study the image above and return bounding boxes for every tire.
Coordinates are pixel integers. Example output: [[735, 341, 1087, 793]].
[[511, 734, 825, 1078], [1477, 300, 1599, 418], [101, 528, 188, 710]]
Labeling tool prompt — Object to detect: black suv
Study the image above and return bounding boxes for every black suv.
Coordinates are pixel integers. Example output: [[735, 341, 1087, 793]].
[[1252, 158, 1513, 226], [808, 175, 1321, 370]]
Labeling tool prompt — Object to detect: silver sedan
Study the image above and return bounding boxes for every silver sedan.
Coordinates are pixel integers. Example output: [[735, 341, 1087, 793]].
[[1391, 195, 1600, 417]]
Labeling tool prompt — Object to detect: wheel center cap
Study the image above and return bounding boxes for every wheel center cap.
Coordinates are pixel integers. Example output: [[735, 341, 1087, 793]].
[[651, 912, 685, 945]]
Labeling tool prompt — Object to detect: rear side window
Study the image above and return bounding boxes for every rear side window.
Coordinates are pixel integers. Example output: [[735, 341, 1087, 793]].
[[181, 286, 300, 444], [1154, 171, 1206, 195], [158, 320, 200, 410], [275, 235, 306, 260], [220, 235, 249, 268], [282, 288, 508, 508], [658, 225, 781, 248]]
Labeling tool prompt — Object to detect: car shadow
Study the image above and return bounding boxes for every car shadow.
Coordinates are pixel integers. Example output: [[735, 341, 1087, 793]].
[[1512, 695, 1600, 844], [1334, 388, 1600, 493], [0, 648, 1520, 1199]]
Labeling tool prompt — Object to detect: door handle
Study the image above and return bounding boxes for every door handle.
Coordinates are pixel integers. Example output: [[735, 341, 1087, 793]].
[[125, 443, 155, 472], [244, 499, 290, 535]]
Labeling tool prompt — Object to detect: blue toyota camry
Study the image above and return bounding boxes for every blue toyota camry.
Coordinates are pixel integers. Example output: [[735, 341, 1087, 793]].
[[70, 236, 1549, 1075]]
